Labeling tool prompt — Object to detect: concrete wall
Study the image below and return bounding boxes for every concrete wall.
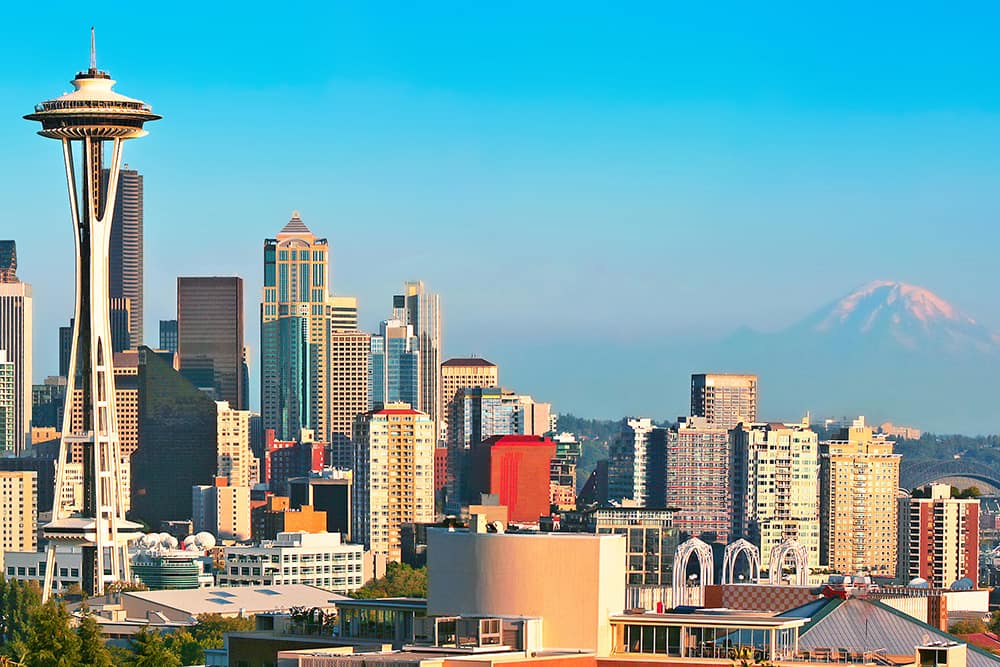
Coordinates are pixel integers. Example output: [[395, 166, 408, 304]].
[[427, 530, 625, 656]]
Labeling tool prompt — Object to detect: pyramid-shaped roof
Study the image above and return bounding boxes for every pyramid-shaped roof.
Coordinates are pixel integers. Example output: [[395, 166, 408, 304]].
[[278, 211, 313, 237]]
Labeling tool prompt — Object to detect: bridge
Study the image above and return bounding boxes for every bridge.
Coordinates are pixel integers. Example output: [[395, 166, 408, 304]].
[[899, 459, 1000, 492]]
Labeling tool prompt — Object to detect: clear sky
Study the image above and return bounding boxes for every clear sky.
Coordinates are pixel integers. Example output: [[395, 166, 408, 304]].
[[4, 3, 1000, 421]]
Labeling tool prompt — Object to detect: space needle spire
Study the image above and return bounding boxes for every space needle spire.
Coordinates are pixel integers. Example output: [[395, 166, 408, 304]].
[[25, 31, 161, 601]]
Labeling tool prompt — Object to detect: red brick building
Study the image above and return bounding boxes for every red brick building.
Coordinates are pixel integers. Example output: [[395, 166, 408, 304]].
[[467, 435, 555, 523]]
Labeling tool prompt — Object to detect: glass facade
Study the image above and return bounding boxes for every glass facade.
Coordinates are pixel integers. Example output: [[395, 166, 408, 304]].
[[368, 321, 419, 411], [132, 347, 218, 527], [177, 277, 244, 409], [616, 620, 799, 661], [261, 316, 311, 440]]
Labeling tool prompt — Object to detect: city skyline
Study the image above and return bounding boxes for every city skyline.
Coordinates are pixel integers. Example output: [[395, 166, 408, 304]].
[[5, 9, 1000, 431]]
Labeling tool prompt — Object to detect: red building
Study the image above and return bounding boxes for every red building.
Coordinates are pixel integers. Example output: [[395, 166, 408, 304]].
[[434, 448, 449, 492], [467, 435, 556, 523], [900, 484, 980, 588]]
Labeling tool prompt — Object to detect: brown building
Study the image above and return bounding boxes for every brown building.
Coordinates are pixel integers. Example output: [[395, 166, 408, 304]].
[[440, 358, 498, 442], [178, 276, 245, 409], [690, 373, 757, 429], [252, 495, 327, 542]]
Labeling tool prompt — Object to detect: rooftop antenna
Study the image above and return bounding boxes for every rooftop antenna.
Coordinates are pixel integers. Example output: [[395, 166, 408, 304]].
[[90, 26, 96, 70]]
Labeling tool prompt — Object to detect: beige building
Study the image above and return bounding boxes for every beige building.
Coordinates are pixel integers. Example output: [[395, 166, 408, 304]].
[[427, 525, 626, 655], [328, 295, 359, 331], [192, 478, 251, 542], [328, 329, 371, 469], [730, 419, 820, 570], [440, 358, 498, 442], [691, 373, 758, 429], [820, 416, 900, 576], [0, 472, 36, 558], [353, 402, 435, 561], [216, 401, 259, 488], [514, 395, 553, 436]]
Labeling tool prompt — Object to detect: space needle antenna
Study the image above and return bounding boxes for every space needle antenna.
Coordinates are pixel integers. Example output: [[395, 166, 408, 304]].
[[90, 26, 96, 70]]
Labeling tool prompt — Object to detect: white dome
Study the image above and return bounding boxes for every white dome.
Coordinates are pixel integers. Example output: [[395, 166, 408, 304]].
[[194, 532, 216, 549]]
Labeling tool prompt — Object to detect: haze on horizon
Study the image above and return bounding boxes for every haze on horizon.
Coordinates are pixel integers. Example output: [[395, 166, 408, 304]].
[[3, 4, 1000, 431]]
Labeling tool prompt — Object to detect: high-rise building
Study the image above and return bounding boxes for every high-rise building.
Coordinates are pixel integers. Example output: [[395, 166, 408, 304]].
[[466, 435, 556, 523], [446, 387, 519, 504], [25, 41, 159, 598], [353, 402, 435, 561], [691, 373, 758, 429], [392, 282, 441, 438], [132, 348, 217, 528], [0, 281, 32, 454], [109, 297, 132, 352], [0, 242, 15, 283], [31, 377, 66, 431], [216, 401, 259, 489], [369, 319, 420, 411], [158, 319, 177, 353], [262, 212, 332, 441], [730, 419, 820, 570], [192, 477, 251, 542], [328, 329, 370, 469], [440, 358, 499, 443], [103, 166, 143, 348], [898, 484, 980, 587], [550, 432, 581, 511], [0, 352, 14, 454], [0, 472, 37, 561], [178, 277, 245, 409], [513, 395, 553, 436], [328, 295, 359, 330], [667, 416, 731, 543], [58, 322, 72, 378], [819, 416, 900, 577], [608, 418, 656, 505]]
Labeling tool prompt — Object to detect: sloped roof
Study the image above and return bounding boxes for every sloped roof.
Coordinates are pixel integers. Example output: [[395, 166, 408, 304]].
[[442, 357, 497, 368], [122, 584, 346, 618], [789, 597, 1000, 667], [278, 211, 313, 237]]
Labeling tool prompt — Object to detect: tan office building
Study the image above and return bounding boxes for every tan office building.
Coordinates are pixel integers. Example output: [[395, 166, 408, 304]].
[[440, 358, 499, 442], [820, 416, 900, 577], [353, 403, 435, 561], [0, 472, 36, 558], [216, 401, 259, 488], [328, 330, 371, 470], [691, 373, 758, 429]]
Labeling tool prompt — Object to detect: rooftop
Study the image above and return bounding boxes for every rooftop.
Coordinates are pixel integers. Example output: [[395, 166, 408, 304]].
[[278, 211, 313, 237], [442, 358, 497, 368], [120, 584, 346, 618]]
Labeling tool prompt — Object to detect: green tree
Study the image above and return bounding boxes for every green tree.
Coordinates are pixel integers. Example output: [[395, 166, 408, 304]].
[[128, 628, 181, 667], [76, 610, 113, 667], [163, 628, 203, 665], [20, 599, 81, 667], [0, 579, 41, 656], [190, 614, 254, 653], [353, 562, 427, 599], [949, 619, 987, 635]]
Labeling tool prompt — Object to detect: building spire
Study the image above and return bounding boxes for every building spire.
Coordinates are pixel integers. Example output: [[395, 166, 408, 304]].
[[90, 26, 96, 70]]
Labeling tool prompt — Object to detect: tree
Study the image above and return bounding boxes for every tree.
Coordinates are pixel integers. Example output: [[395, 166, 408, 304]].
[[949, 619, 987, 635], [163, 628, 203, 665], [190, 614, 254, 653], [0, 579, 41, 656], [353, 562, 427, 599], [77, 610, 113, 667], [20, 599, 81, 667], [128, 628, 181, 667]]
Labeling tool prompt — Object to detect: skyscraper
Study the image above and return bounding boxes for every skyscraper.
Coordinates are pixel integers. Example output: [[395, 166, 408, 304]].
[[353, 403, 435, 561], [262, 212, 332, 441], [25, 37, 159, 599], [0, 242, 15, 283], [109, 296, 131, 352], [730, 419, 820, 569], [440, 357, 499, 444], [691, 373, 758, 429], [0, 352, 14, 454], [132, 347, 217, 528], [328, 329, 370, 469], [178, 277, 245, 409], [393, 282, 441, 438], [158, 319, 177, 353], [667, 416, 731, 542], [103, 166, 143, 347], [607, 418, 656, 505], [819, 416, 900, 577], [58, 321, 72, 378], [447, 386, 519, 504], [0, 268, 33, 454], [369, 319, 420, 411], [216, 400, 259, 488], [0, 471, 37, 561], [329, 295, 359, 330]]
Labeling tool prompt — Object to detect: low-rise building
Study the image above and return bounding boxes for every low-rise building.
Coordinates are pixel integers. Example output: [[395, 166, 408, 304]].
[[218, 531, 364, 593], [252, 496, 327, 542]]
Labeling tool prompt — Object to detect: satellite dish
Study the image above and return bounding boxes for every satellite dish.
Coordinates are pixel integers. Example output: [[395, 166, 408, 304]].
[[922, 633, 931, 645], [951, 578, 974, 591], [908, 577, 930, 589]]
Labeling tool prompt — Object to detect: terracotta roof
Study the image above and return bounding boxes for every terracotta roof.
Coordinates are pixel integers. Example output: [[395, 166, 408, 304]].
[[959, 633, 1000, 652], [442, 357, 496, 367]]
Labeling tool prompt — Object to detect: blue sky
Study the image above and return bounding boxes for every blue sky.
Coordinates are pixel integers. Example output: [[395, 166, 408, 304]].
[[4, 3, 1000, 421]]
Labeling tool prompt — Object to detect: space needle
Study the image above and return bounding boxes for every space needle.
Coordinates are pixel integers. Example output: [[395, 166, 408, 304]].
[[25, 30, 160, 600]]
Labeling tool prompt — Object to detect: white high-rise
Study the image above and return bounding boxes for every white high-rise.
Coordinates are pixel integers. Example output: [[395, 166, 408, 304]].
[[0, 281, 32, 454], [608, 418, 655, 505], [25, 32, 160, 599]]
